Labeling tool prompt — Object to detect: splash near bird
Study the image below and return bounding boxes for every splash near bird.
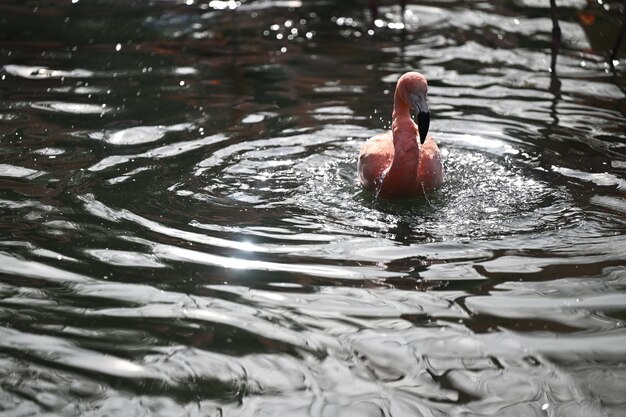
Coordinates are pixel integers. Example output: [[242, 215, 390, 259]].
[[358, 72, 444, 198]]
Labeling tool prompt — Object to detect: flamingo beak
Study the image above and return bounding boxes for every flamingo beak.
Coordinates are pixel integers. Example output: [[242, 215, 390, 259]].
[[417, 111, 430, 144], [410, 93, 430, 144]]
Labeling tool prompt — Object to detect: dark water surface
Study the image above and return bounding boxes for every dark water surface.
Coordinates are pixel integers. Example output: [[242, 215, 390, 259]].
[[1, 0, 626, 415]]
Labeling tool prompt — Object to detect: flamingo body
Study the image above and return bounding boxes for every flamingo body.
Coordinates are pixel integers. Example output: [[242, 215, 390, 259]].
[[358, 72, 444, 198]]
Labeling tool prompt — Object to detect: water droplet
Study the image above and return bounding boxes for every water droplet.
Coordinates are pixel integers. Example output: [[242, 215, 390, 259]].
[[115, 43, 122, 51], [542, 403, 549, 411]]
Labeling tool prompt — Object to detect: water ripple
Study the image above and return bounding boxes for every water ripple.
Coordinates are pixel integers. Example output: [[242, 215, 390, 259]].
[[0, 0, 625, 415]]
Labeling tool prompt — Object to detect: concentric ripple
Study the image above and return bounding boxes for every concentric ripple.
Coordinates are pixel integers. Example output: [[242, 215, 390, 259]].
[[0, 0, 625, 416]]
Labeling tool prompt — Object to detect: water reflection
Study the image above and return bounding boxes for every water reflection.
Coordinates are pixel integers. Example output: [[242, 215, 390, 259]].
[[1, 0, 625, 416]]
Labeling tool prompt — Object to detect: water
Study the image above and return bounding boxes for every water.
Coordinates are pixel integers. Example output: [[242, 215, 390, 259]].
[[1, 0, 625, 415]]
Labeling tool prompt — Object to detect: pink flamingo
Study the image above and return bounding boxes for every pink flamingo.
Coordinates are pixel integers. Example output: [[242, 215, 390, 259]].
[[357, 72, 444, 198]]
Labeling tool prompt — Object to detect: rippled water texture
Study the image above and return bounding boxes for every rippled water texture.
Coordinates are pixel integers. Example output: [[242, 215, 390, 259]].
[[1, 0, 626, 416]]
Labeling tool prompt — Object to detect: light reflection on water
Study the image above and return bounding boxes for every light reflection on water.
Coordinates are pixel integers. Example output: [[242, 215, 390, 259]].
[[0, 0, 625, 415]]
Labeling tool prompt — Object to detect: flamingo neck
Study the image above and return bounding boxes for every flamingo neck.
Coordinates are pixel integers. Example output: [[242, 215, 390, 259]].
[[378, 95, 420, 197], [391, 92, 420, 165], [391, 99, 419, 152]]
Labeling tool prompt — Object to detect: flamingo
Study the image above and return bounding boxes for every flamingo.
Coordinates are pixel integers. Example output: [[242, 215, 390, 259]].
[[357, 71, 444, 199]]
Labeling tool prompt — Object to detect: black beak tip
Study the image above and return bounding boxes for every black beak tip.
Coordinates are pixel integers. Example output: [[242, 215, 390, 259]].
[[417, 111, 430, 144]]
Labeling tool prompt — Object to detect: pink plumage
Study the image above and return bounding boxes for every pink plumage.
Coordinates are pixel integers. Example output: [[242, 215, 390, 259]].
[[358, 72, 444, 198]]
